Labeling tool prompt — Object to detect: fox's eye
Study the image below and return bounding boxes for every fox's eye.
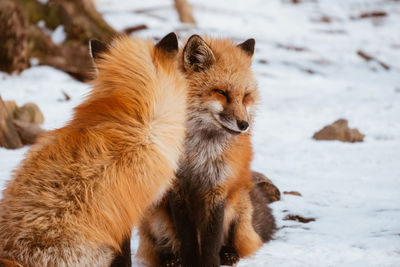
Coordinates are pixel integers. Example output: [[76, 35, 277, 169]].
[[213, 89, 227, 96]]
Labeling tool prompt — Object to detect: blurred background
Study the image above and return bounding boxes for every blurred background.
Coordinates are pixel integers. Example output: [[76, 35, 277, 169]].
[[0, 0, 399, 266]]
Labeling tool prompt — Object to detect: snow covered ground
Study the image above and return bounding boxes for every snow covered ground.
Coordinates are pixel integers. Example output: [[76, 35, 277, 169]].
[[1, 0, 399, 266]]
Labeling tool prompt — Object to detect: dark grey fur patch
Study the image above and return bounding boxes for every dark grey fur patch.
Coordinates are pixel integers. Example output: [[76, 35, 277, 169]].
[[250, 183, 276, 242], [176, 110, 234, 192]]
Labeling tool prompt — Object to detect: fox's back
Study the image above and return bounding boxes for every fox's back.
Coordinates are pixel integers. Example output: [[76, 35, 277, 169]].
[[0, 34, 187, 266]]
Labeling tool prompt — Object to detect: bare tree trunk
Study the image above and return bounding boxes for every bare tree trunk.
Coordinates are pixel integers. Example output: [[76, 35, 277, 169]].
[[0, 96, 23, 149], [0, 0, 117, 81], [174, 0, 196, 24], [0, 0, 29, 74]]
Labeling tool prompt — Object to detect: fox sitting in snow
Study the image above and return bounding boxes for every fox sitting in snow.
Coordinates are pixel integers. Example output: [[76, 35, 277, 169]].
[[136, 35, 276, 267], [0, 33, 187, 267]]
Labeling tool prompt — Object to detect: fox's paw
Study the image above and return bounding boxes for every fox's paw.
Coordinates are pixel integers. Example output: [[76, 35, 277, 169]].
[[219, 246, 240, 266]]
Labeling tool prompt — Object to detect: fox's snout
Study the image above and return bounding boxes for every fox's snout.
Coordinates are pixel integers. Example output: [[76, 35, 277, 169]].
[[215, 105, 250, 134], [237, 120, 249, 131], [182, 34, 258, 136]]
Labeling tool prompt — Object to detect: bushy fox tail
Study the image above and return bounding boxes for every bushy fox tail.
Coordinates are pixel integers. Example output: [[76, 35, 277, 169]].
[[81, 34, 187, 170], [71, 33, 187, 249], [0, 34, 186, 267]]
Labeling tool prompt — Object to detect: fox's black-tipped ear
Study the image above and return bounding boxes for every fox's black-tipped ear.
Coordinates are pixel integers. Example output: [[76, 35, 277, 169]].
[[238, 38, 255, 57], [155, 32, 178, 54], [183, 34, 215, 72], [89, 39, 108, 60]]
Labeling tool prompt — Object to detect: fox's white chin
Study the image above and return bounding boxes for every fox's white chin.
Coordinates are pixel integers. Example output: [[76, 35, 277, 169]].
[[211, 114, 247, 135]]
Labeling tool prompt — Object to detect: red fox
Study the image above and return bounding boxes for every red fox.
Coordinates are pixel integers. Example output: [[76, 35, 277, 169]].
[[137, 35, 276, 267], [0, 33, 187, 267]]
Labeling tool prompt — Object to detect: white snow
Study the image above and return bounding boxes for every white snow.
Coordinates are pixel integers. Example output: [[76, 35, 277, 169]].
[[37, 21, 66, 45], [1, 0, 399, 266], [51, 25, 66, 45]]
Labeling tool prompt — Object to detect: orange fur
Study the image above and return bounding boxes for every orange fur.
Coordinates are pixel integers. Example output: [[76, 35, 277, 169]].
[[0, 35, 187, 266], [222, 133, 264, 257], [0, 258, 20, 267]]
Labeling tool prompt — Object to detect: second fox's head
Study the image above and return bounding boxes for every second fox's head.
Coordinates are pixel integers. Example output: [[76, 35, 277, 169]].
[[180, 35, 259, 136]]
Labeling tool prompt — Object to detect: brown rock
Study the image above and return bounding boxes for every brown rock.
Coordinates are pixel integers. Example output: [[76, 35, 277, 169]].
[[4, 101, 18, 116], [0, 96, 23, 149], [12, 120, 45, 145], [283, 191, 302, 197], [252, 171, 281, 203], [13, 103, 44, 124], [313, 119, 364, 143]]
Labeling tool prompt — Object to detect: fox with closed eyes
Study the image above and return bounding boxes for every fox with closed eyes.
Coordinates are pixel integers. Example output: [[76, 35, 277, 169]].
[[137, 35, 276, 267]]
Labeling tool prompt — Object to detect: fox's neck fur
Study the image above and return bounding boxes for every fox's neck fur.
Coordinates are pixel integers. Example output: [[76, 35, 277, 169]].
[[176, 37, 258, 192], [177, 112, 236, 190]]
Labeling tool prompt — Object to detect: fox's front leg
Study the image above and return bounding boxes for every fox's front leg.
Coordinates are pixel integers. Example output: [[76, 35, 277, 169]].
[[168, 190, 200, 267], [199, 199, 225, 267], [232, 195, 263, 258], [110, 236, 132, 267], [219, 222, 240, 266]]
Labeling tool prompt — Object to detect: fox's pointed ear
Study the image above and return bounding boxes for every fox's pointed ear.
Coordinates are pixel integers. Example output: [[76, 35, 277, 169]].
[[89, 39, 108, 61], [155, 32, 178, 54], [183, 35, 215, 72], [237, 38, 255, 57]]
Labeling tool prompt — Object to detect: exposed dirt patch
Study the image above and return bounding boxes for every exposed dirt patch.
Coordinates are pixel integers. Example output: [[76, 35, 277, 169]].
[[284, 191, 302, 197], [284, 215, 316, 223], [357, 50, 390, 70], [358, 11, 387, 19], [277, 43, 308, 52]]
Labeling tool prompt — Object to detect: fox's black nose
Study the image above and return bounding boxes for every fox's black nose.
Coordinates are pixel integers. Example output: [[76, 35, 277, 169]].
[[237, 120, 249, 131]]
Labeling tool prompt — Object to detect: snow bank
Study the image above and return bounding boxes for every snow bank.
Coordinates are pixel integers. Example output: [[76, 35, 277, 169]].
[[1, 0, 399, 266]]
